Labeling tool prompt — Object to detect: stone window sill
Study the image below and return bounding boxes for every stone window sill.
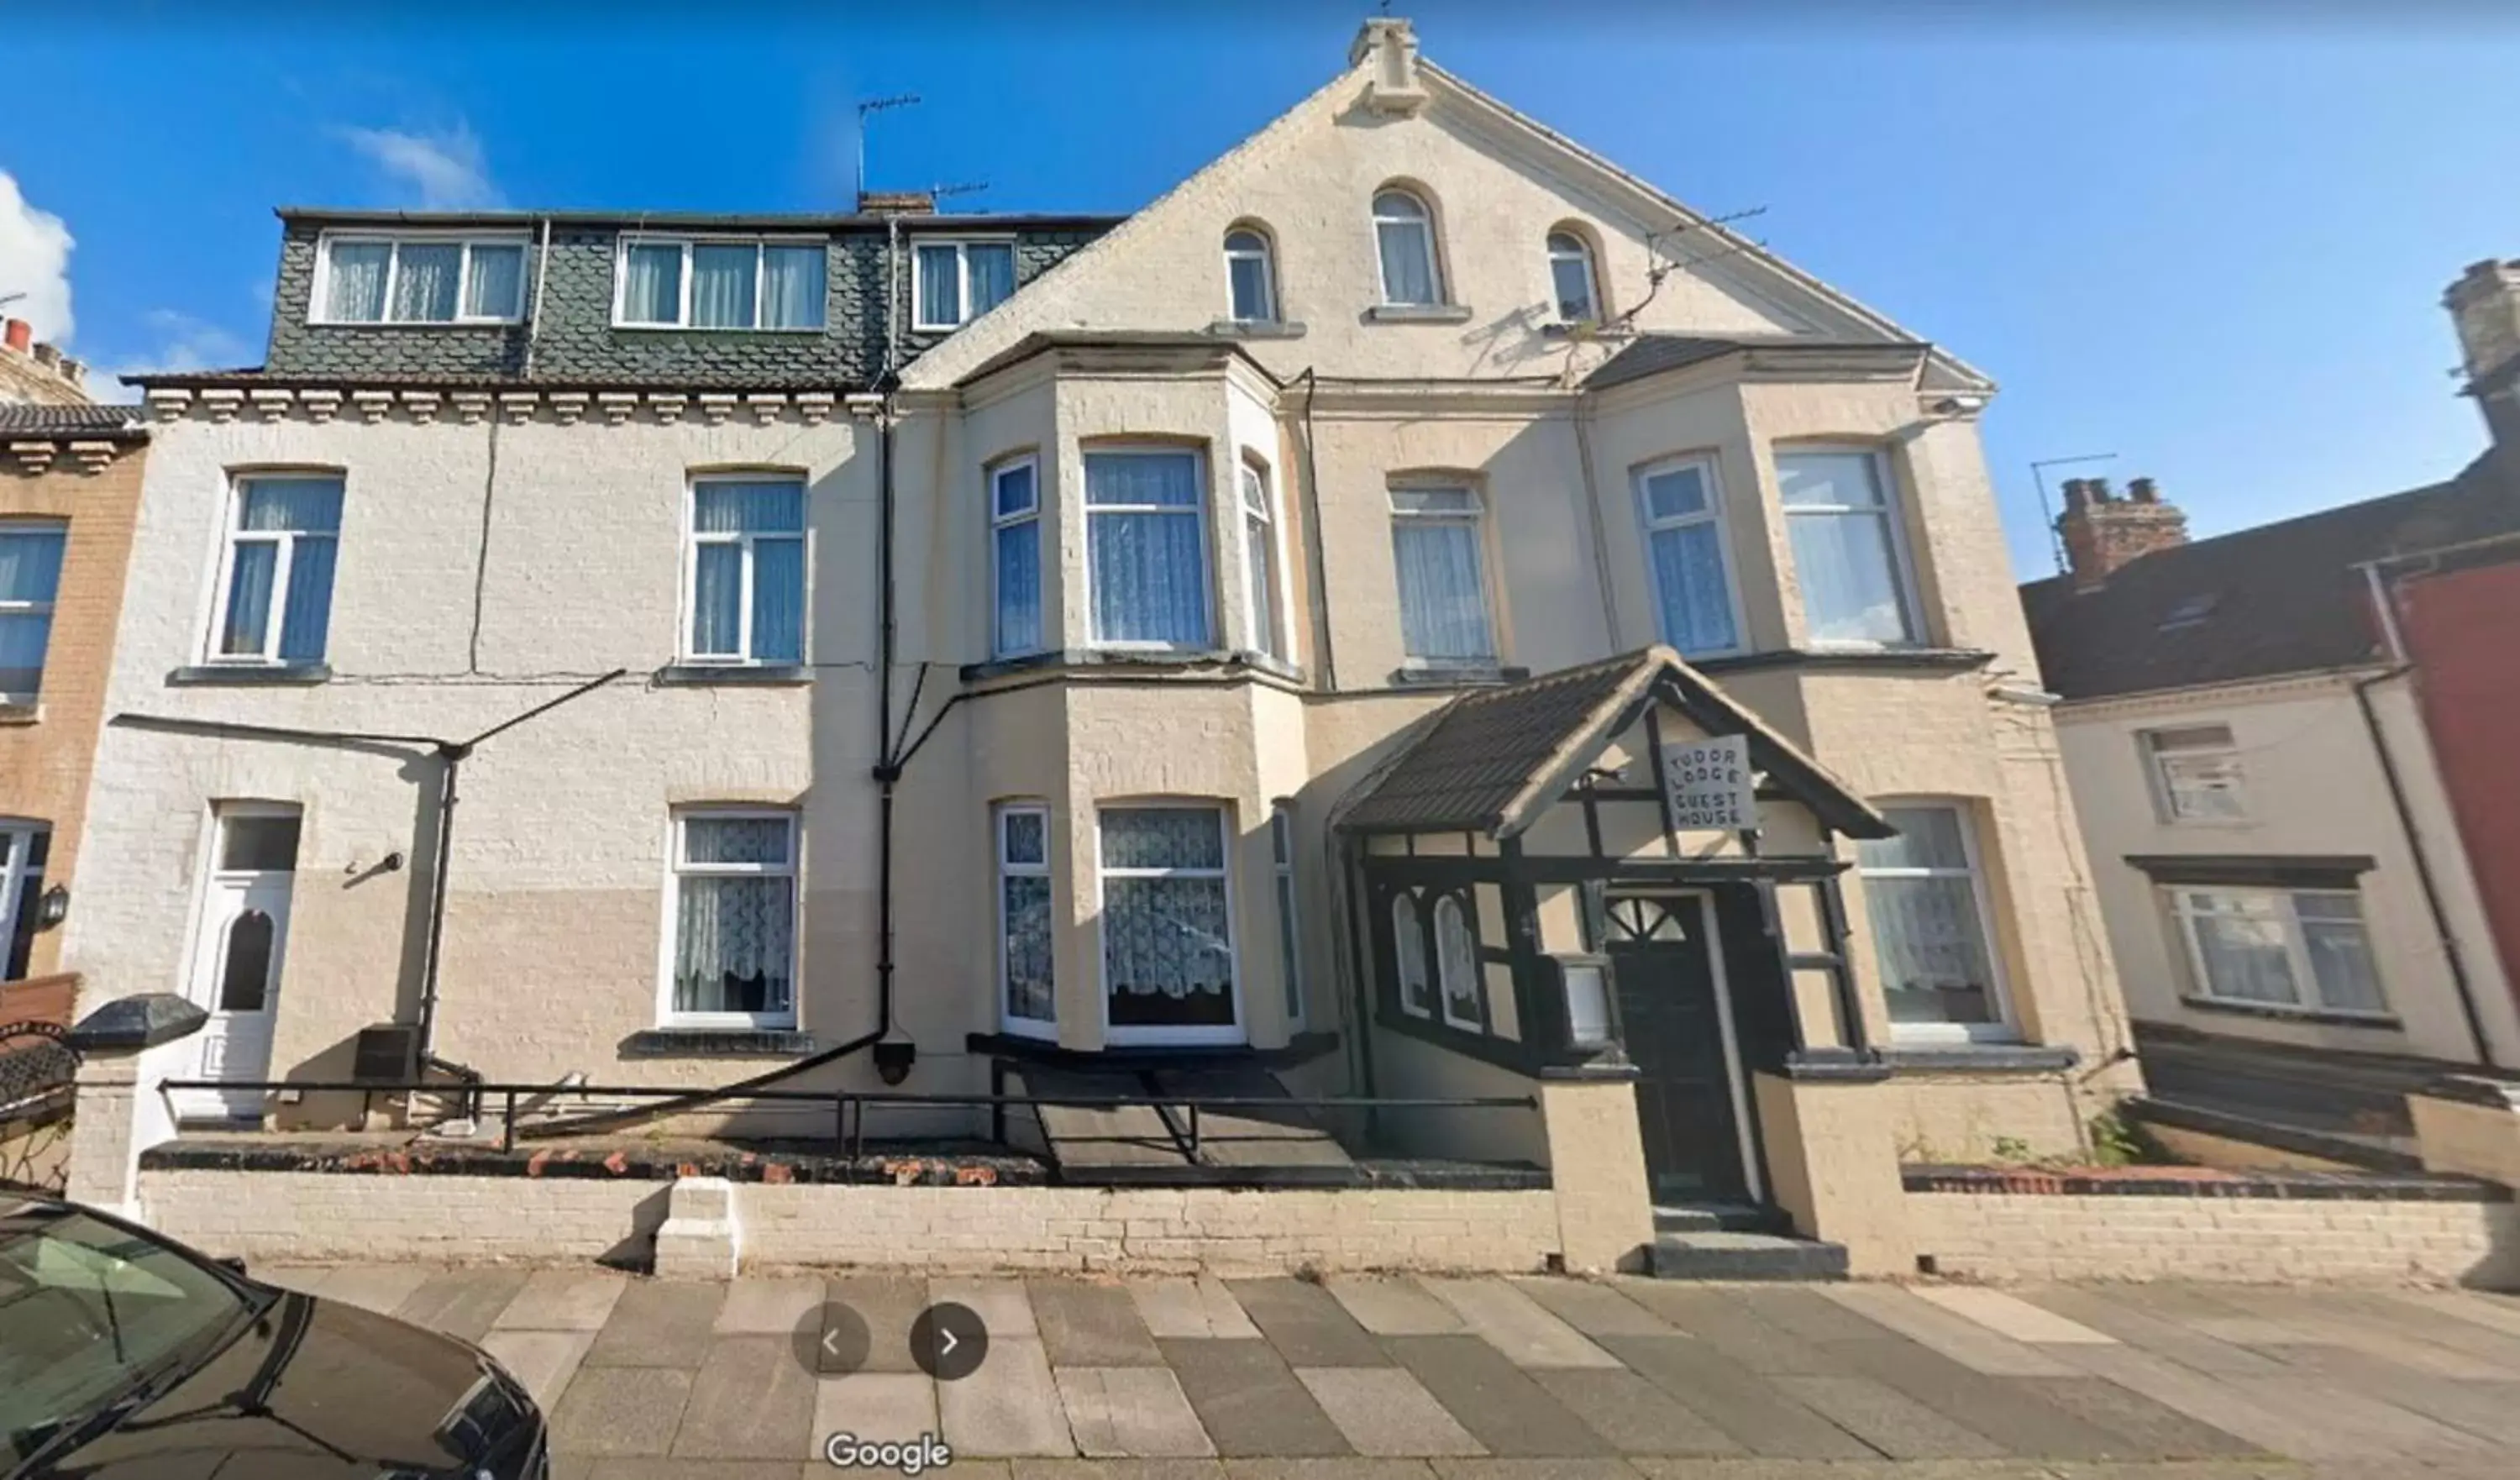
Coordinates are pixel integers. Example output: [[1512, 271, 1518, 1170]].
[[2180, 995, 2402, 1031], [960, 648, 1302, 685], [0, 702, 40, 726], [1880, 1043, 2080, 1074], [1205, 319, 1309, 340], [168, 663, 332, 687], [1366, 304, 1474, 325], [622, 1028, 816, 1058], [1390, 663, 1529, 689], [654, 663, 812, 686]]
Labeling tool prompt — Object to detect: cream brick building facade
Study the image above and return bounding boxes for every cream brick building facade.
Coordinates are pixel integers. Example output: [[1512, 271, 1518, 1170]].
[[68, 17, 2138, 1259]]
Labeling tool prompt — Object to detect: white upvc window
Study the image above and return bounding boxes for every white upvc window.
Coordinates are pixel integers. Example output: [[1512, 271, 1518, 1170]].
[[2171, 886, 2387, 1018], [0, 522, 66, 705], [317, 234, 528, 324], [1271, 806, 1303, 1026], [662, 810, 797, 1028], [1389, 485, 1494, 664], [990, 456, 1043, 658], [2145, 724, 2249, 823], [1097, 806, 1240, 1045], [1776, 447, 1921, 648], [1224, 227, 1278, 323], [1240, 459, 1288, 662], [1372, 189, 1441, 307], [1392, 894, 1432, 1018], [1084, 448, 1210, 648], [1633, 456, 1744, 659], [614, 236, 827, 330], [208, 475, 344, 666], [685, 478, 806, 664], [1434, 894, 1483, 1031], [998, 803, 1055, 1036], [1546, 229, 1600, 323], [1856, 802, 2015, 1042], [911, 240, 1017, 330]]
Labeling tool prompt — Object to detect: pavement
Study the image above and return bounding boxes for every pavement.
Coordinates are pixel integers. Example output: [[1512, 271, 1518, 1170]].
[[256, 1262, 2520, 1479]]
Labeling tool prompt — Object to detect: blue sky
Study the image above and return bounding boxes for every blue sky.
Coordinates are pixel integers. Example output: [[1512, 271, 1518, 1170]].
[[4, 2, 2515, 580]]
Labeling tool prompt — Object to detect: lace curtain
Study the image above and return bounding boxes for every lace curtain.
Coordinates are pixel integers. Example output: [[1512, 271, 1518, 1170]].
[[1101, 810, 1233, 1029], [1086, 453, 1209, 646], [1435, 895, 1481, 1025], [623, 244, 683, 323], [916, 244, 961, 325], [465, 244, 524, 319], [763, 245, 825, 328], [326, 243, 391, 321], [1650, 523, 1736, 654], [691, 244, 758, 328], [674, 817, 794, 1016], [1778, 452, 1912, 644], [1391, 518, 1492, 660], [1392, 895, 1431, 1014], [391, 244, 461, 323]]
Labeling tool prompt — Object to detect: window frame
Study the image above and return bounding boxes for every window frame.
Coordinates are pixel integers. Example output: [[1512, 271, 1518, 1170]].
[[1392, 892, 1433, 1019], [1370, 188, 1444, 307], [204, 473, 344, 668], [0, 520, 67, 705], [2143, 724, 2250, 825], [680, 475, 809, 666], [1546, 228, 1602, 324], [996, 801, 1057, 1039], [1270, 805, 1303, 1028], [1083, 445, 1214, 652], [1856, 800, 2017, 1045], [1774, 444, 1925, 650], [1222, 226, 1278, 324], [1630, 454, 1748, 659], [610, 234, 828, 331], [910, 238, 1019, 333], [312, 231, 531, 327], [1095, 803, 1243, 1047], [1387, 480, 1499, 666], [0, 818, 50, 982], [658, 807, 800, 1030], [1432, 892, 1485, 1033], [2168, 884, 2390, 1020], [1239, 456, 1289, 662], [989, 454, 1044, 659]]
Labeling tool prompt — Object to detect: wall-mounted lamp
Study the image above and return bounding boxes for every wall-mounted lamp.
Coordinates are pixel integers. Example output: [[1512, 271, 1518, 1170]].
[[34, 884, 69, 930], [873, 1038, 917, 1086], [1932, 395, 1987, 417]]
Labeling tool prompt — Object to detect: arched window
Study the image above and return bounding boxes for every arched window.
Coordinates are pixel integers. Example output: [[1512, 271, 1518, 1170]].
[[1372, 190, 1441, 307], [1546, 230, 1600, 323], [1392, 894, 1431, 1017], [1223, 228, 1277, 323], [1434, 895, 1482, 1031]]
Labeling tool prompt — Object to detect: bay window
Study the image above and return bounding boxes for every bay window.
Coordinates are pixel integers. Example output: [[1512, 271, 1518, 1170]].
[[616, 238, 827, 330], [1099, 806, 1238, 1042], [664, 811, 797, 1026], [1389, 485, 1494, 664], [1085, 449, 1210, 648], [2171, 887, 2386, 1017], [1272, 806, 1302, 1025], [211, 475, 343, 666], [1393, 894, 1432, 1018], [318, 234, 527, 324], [1856, 803, 2011, 1039], [686, 478, 806, 664], [1634, 457, 1741, 657], [1777, 448, 1919, 646], [998, 804, 1055, 1033], [1240, 459, 1286, 661], [990, 457, 1042, 657]]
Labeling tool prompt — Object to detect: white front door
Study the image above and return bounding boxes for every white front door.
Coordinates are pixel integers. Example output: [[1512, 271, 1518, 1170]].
[[173, 811, 300, 1122]]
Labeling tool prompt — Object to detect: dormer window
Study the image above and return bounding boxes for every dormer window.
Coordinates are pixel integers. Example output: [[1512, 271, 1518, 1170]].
[[1224, 228, 1278, 323], [616, 237, 827, 330], [1547, 230, 1601, 324], [317, 234, 527, 325], [1372, 190, 1441, 307], [913, 241, 1017, 330]]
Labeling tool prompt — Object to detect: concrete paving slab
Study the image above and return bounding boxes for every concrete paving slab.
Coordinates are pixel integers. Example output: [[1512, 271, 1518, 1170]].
[[1771, 1376, 2006, 1461], [1058, 1367, 1220, 1457], [829, 1274, 933, 1372], [1819, 1336, 2146, 1462], [1594, 1335, 1875, 1461], [496, 1269, 629, 1332], [1419, 1278, 1617, 1369], [1034, 1278, 1168, 1366], [315, 1264, 433, 1316], [253, 1264, 333, 1296], [1425, 1461, 1641, 1480], [1294, 1367, 1486, 1457], [2109, 1284, 2308, 1348], [671, 1335, 821, 1460], [547, 1365, 695, 1456], [1135, 1278, 1263, 1340], [1614, 1285, 1847, 1375], [1009, 1462, 1227, 1480], [1814, 1286, 2076, 1378], [1217, 1463, 1436, 1480], [2220, 1373, 2493, 1461], [396, 1267, 532, 1344], [585, 1280, 727, 1369], [582, 1462, 803, 1479], [1230, 1279, 1389, 1367], [814, 1372, 939, 1445], [480, 1328, 596, 1411], [1710, 1287, 1906, 1346], [714, 1277, 825, 1336], [1908, 1286, 2117, 1346], [1525, 1367, 1740, 1456], [936, 1276, 1041, 1338], [1506, 1279, 1670, 1339], [1326, 1277, 1465, 1336], [2265, 1347, 2520, 1446], [2046, 1343, 2387, 1462], [1162, 1338, 1354, 1458], [2010, 1375, 2276, 1460], [2202, 1288, 2507, 1378], [1381, 1336, 1612, 1457], [2318, 1291, 2520, 1369], [2016, 1288, 2291, 1378], [2390, 1288, 2520, 1341], [942, 1336, 1076, 1456]]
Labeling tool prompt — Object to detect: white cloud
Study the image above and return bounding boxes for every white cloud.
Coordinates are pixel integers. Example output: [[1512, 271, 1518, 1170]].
[[91, 310, 257, 405], [340, 123, 504, 211], [0, 170, 75, 343]]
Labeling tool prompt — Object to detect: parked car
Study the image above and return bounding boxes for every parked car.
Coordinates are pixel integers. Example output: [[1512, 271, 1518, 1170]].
[[2, 1197, 546, 1478]]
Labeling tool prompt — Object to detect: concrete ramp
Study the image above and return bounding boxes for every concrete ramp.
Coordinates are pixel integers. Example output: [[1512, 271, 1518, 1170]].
[[1011, 1066, 1186, 1172], [1149, 1066, 1354, 1171], [1007, 1060, 1357, 1181]]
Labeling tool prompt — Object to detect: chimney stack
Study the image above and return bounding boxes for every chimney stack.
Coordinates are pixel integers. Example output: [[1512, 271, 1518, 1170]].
[[2447, 258, 2520, 452], [3, 318, 28, 354], [2059, 473, 2187, 591]]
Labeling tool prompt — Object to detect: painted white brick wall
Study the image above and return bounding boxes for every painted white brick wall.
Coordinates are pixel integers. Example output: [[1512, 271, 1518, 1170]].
[[1908, 1191, 2520, 1286]]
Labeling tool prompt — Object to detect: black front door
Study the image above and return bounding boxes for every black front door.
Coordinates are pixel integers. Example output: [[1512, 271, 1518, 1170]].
[[1604, 894, 1751, 1204]]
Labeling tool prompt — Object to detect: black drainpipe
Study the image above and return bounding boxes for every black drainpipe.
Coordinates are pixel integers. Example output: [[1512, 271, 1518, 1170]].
[[869, 390, 911, 1081], [2351, 665, 2496, 1068]]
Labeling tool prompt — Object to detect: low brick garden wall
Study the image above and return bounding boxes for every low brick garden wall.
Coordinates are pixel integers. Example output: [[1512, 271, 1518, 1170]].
[[1905, 1163, 2519, 1287]]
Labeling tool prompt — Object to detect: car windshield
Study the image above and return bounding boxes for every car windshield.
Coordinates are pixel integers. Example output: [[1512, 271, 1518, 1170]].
[[0, 1204, 265, 1467]]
